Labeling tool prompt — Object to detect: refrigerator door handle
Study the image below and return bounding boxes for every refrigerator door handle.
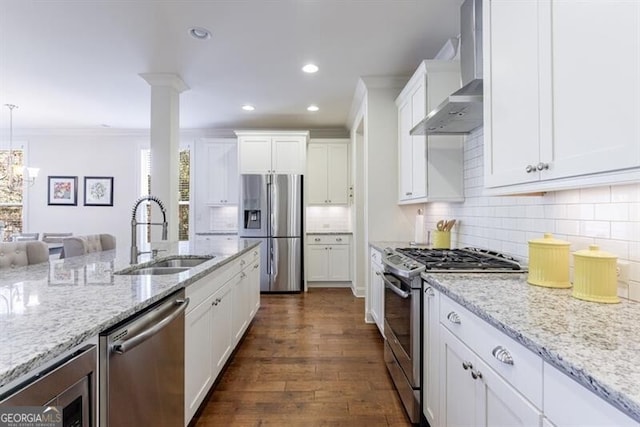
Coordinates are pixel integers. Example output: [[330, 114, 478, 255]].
[[271, 241, 278, 286]]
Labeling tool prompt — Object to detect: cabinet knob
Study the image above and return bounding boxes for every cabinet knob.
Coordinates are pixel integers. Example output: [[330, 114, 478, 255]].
[[424, 287, 435, 297], [471, 369, 483, 380], [329, 247, 332, 250], [336, 238, 342, 242], [447, 311, 461, 325], [241, 272, 246, 279], [525, 165, 535, 173], [537, 162, 549, 171], [405, 192, 412, 196], [240, 260, 246, 265], [462, 361, 473, 370], [328, 200, 331, 203], [314, 238, 321, 242], [325, 200, 328, 203], [492, 346, 514, 365]]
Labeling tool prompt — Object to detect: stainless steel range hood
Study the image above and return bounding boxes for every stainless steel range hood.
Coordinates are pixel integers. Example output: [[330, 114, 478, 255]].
[[411, 0, 483, 135]]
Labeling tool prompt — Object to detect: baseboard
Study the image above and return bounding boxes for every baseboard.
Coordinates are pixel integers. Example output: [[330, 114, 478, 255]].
[[307, 281, 351, 288]]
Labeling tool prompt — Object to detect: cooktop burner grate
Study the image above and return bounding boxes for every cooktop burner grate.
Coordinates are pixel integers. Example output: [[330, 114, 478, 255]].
[[396, 247, 523, 272]]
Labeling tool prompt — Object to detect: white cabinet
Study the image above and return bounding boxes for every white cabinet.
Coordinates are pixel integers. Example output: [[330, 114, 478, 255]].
[[307, 139, 349, 205], [440, 327, 543, 427], [236, 131, 308, 174], [194, 139, 238, 206], [306, 234, 351, 282], [544, 362, 639, 427], [396, 60, 465, 204], [422, 285, 439, 426], [184, 247, 261, 426], [370, 248, 384, 336], [484, 0, 640, 193]]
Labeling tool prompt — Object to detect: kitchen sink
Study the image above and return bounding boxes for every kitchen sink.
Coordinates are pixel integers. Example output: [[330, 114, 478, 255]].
[[120, 266, 190, 275], [149, 256, 214, 268], [115, 256, 215, 275]]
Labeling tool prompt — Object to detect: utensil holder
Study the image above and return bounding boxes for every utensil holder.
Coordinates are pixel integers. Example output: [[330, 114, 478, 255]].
[[432, 231, 451, 249], [572, 245, 619, 304]]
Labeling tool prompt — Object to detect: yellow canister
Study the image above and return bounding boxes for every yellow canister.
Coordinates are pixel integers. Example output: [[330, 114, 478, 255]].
[[572, 245, 619, 304], [527, 233, 571, 288]]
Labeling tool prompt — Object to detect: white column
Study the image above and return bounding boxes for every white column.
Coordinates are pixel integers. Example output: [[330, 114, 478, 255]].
[[139, 73, 189, 242]]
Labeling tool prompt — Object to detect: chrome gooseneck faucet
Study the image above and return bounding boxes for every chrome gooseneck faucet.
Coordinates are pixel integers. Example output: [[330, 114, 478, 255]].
[[130, 195, 168, 264]]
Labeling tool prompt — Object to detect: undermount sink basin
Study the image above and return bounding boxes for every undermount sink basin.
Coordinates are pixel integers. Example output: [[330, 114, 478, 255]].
[[120, 266, 190, 275], [150, 256, 214, 268], [115, 256, 215, 275]]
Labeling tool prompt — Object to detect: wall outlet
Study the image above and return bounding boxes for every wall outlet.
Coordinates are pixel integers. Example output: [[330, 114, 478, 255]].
[[617, 261, 630, 286]]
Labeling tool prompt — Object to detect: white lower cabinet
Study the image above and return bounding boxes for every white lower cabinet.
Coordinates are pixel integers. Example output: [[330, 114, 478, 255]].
[[184, 248, 261, 426], [433, 291, 637, 427], [543, 362, 639, 427], [306, 235, 351, 282], [370, 248, 384, 336], [439, 327, 542, 427], [422, 285, 439, 426]]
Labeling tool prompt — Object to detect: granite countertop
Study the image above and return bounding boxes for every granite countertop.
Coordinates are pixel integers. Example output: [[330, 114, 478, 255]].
[[0, 238, 260, 390], [424, 272, 640, 422]]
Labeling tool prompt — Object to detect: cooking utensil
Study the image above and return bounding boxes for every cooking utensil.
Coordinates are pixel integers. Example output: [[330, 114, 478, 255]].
[[436, 220, 445, 231], [445, 219, 456, 231]]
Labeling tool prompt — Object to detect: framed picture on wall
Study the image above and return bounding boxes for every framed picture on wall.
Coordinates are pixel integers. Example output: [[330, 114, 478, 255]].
[[84, 176, 114, 206], [47, 176, 78, 206]]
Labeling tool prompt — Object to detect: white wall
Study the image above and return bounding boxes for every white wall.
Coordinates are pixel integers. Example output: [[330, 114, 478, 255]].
[[421, 129, 640, 300], [23, 131, 146, 249]]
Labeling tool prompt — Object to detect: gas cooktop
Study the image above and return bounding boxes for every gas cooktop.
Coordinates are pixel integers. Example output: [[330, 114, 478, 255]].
[[383, 247, 524, 277]]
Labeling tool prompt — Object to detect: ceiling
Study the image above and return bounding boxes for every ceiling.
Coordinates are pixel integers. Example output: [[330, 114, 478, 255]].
[[0, 0, 463, 132]]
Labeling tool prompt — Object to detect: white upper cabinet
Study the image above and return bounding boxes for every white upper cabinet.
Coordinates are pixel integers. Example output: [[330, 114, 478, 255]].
[[396, 60, 465, 204], [195, 140, 238, 206], [307, 139, 349, 205], [236, 131, 308, 174], [484, 0, 640, 193]]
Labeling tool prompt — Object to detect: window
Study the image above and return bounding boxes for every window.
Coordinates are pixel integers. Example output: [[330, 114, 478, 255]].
[[0, 149, 24, 241], [140, 148, 190, 242]]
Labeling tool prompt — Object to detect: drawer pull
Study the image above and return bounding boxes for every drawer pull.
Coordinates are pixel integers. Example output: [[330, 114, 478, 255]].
[[253, 263, 259, 269], [375, 271, 381, 276], [240, 260, 246, 266], [492, 346, 514, 365], [424, 287, 435, 297], [462, 361, 472, 370], [314, 238, 321, 242], [471, 369, 483, 380], [336, 238, 342, 242], [447, 311, 461, 325]]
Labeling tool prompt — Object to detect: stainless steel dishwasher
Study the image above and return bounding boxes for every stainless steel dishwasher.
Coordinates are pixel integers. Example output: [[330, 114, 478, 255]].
[[99, 289, 189, 427]]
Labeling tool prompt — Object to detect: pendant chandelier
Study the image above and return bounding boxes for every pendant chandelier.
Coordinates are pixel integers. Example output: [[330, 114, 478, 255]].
[[2, 104, 39, 190]]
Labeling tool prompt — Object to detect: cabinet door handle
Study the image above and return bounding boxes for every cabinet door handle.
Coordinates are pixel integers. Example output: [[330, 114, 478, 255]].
[[314, 238, 321, 242], [525, 164, 535, 173], [240, 260, 246, 266], [405, 192, 412, 196], [447, 311, 461, 325], [424, 286, 434, 297], [336, 238, 342, 242], [462, 361, 472, 370], [375, 271, 381, 276], [492, 346, 514, 365], [241, 272, 247, 279], [253, 263, 259, 269], [537, 162, 549, 171], [471, 369, 483, 380]]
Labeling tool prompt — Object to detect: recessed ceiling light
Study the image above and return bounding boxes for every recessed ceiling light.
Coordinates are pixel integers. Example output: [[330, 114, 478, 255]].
[[242, 105, 255, 111], [302, 64, 319, 74], [189, 27, 212, 40], [307, 105, 319, 112]]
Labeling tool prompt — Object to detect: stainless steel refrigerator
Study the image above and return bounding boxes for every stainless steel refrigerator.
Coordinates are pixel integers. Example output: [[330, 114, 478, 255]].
[[238, 174, 303, 292]]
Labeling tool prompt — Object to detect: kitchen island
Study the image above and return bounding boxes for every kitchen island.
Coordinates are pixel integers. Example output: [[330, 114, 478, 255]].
[[425, 271, 640, 424], [0, 238, 260, 391]]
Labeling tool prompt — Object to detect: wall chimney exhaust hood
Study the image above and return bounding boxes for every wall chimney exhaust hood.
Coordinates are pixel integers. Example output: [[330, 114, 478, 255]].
[[411, 0, 483, 136]]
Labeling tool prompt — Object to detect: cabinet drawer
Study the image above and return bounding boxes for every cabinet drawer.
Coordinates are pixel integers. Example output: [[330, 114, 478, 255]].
[[186, 261, 236, 311], [440, 294, 543, 408], [239, 247, 259, 270], [306, 234, 350, 245]]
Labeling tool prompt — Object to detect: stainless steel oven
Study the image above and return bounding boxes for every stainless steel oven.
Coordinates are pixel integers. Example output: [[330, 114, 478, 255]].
[[382, 252, 425, 424]]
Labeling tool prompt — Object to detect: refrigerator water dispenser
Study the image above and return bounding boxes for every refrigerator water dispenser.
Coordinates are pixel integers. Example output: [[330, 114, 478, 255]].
[[244, 210, 261, 229]]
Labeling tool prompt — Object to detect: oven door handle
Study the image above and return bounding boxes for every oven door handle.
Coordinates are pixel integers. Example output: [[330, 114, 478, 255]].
[[381, 273, 411, 299]]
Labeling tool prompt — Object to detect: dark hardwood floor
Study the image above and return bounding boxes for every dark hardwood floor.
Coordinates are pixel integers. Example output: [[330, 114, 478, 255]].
[[193, 287, 412, 426]]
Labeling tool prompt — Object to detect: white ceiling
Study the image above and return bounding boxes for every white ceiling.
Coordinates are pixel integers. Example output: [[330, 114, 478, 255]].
[[0, 0, 463, 131]]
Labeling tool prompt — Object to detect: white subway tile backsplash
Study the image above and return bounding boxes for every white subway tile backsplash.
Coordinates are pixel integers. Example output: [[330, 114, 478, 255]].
[[306, 206, 351, 232], [421, 130, 639, 287], [579, 186, 611, 203]]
